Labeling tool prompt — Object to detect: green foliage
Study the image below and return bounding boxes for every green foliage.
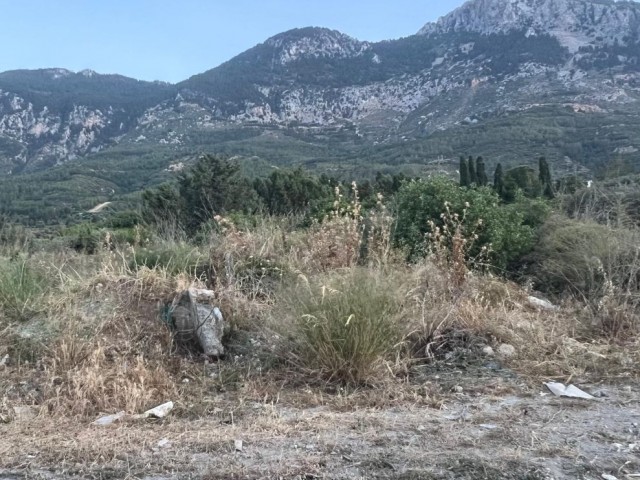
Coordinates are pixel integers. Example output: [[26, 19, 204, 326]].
[[502, 166, 541, 201], [393, 177, 540, 271], [142, 184, 183, 225], [468, 155, 477, 185], [142, 155, 260, 235], [459, 156, 470, 187], [282, 269, 403, 385], [254, 168, 331, 215], [531, 216, 640, 298], [63, 223, 102, 254], [0, 257, 49, 322], [476, 156, 488, 187], [178, 155, 260, 233], [102, 210, 143, 229], [493, 163, 504, 197], [538, 157, 554, 199]]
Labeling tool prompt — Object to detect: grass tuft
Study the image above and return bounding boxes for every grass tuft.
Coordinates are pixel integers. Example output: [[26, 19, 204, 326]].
[[280, 268, 404, 385]]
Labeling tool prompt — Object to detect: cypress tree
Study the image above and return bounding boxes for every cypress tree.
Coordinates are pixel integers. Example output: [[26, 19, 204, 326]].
[[476, 156, 488, 186], [459, 156, 470, 187], [493, 163, 504, 197], [538, 157, 554, 198], [468, 155, 477, 185]]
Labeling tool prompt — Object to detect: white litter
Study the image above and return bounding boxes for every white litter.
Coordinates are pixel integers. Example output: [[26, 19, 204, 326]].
[[138, 401, 174, 419], [93, 411, 126, 426], [545, 382, 595, 400]]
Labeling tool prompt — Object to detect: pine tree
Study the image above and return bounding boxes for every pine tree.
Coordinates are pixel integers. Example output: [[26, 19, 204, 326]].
[[476, 156, 488, 186], [459, 156, 470, 187], [493, 163, 504, 197], [468, 155, 477, 185]]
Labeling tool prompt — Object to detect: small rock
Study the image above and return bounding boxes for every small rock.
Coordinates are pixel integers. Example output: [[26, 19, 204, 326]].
[[234, 439, 243, 452], [133, 401, 174, 420], [0, 354, 8, 367], [528, 296, 559, 311], [593, 390, 608, 398], [497, 344, 516, 358], [481, 346, 495, 356]]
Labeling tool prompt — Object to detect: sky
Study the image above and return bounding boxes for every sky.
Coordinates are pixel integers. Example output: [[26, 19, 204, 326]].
[[0, 0, 466, 83]]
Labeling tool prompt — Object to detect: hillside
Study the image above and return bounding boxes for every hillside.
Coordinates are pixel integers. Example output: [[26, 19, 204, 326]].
[[0, 0, 639, 223]]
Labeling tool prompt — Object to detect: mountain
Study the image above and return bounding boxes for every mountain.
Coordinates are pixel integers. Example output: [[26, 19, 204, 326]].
[[0, 69, 175, 172], [1, 0, 640, 223]]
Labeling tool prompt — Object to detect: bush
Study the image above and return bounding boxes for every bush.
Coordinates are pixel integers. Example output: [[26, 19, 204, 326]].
[[393, 177, 541, 272], [280, 269, 404, 385], [531, 216, 640, 337], [0, 257, 49, 322], [532, 216, 638, 296]]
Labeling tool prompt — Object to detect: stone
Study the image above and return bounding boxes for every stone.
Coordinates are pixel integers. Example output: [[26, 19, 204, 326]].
[[134, 401, 174, 420], [170, 288, 226, 357], [497, 344, 516, 358], [481, 346, 495, 356], [527, 295, 559, 311]]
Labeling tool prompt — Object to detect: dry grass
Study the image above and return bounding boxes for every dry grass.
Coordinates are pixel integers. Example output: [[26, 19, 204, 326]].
[[0, 210, 638, 433]]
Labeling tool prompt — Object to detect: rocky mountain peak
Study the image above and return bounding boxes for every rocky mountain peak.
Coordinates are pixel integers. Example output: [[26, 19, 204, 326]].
[[419, 0, 640, 51], [264, 27, 370, 64]]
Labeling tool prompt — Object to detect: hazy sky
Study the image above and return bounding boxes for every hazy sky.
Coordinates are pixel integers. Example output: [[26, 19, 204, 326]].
[[0, 1, 466, 83]]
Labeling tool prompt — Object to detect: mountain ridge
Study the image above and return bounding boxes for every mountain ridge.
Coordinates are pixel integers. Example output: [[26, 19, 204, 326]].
[[0, 0, 639, 222]]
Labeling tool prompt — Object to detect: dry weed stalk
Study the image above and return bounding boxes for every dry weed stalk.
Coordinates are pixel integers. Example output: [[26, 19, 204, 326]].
[[426, 202, 489, 291], [303, 182, 364, 271]]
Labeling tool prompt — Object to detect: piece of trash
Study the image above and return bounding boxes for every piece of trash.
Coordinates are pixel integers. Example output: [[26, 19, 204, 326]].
[[144, 401, 174, 419], [157, 438, 171, 448], [234, 439, 243, 452], [479, 424, 499, 430], [93, 411, 126, 426], [602, 474, 618, 480], [545, 382, 595, 400], [0, 354, 8, 367]]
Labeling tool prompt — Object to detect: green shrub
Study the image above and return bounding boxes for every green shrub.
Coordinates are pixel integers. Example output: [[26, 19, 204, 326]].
[[62, 223, 102, 254], [0, 257, 49, 322], [281, 269, 404, 385], [531, 216, 640, 337], [531, 216, 640, 296], [393, 177, 541, 271]]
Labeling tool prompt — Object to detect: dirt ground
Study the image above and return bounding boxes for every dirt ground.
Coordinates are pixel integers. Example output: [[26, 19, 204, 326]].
[[1, 361, 639, 480]]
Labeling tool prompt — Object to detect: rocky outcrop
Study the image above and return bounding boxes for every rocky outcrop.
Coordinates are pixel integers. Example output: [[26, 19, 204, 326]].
[[418, 0, 640, 51]]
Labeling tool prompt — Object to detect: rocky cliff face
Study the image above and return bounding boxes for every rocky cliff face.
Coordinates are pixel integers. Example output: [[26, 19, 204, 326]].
[[0, 89, 113, 171], [419, 0, 640, 51]]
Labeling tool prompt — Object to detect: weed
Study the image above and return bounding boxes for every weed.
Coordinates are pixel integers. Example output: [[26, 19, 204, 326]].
[[280, 268, 404, 385], [0, 257, 49, 322]]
